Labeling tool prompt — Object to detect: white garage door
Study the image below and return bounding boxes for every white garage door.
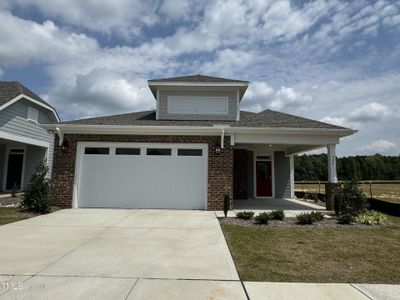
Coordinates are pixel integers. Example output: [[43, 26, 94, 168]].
[[74, 143, 208, 209]]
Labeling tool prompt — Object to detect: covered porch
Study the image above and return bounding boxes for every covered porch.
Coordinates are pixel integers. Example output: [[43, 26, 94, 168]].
[[229, 128, 342, 211], [0, 137, 49, 192], [233, 198, 326, 217]]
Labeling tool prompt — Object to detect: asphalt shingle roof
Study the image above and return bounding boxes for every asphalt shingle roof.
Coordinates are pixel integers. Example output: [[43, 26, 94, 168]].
[[148, 74, 249, 84], [0, 81, 53, 108], [63, 109, 347, 130]]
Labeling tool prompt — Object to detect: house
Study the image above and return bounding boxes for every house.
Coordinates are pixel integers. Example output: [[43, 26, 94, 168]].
[[42, 75, 355, 210], [0, 81, 60, 192]]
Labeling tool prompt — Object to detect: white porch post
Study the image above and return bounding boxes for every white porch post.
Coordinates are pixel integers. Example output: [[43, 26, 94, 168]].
[[327, 144, 337, 183], [289, 155, 295, 199]]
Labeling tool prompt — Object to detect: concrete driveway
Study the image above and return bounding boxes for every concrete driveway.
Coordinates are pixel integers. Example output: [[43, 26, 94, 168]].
[[0, 209, 246, 299]]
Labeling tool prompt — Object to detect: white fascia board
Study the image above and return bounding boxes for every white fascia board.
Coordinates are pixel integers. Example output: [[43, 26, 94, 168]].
[[148, 82, 249, 87], [227, 126, 356, 137], [41, 124, 227, 136], [234, 132, 340, 145], [0, 94, 61, 123]]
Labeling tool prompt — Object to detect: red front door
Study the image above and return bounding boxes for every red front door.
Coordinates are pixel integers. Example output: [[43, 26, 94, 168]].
[[256, 161, 272, 197]]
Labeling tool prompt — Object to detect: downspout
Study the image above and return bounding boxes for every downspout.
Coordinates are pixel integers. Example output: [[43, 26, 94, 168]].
[[221, 129, 225, 149], [55, 127, 64, 146]]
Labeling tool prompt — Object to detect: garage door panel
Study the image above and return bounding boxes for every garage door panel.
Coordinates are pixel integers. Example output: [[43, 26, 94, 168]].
[[76, 144, 207, 209]]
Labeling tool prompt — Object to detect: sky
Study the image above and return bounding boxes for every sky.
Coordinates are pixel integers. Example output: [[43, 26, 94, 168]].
[[0, 0, 399, 157]]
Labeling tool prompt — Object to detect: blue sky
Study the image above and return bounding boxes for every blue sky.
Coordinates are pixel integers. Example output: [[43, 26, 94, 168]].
[[0, 0, 399, 156]]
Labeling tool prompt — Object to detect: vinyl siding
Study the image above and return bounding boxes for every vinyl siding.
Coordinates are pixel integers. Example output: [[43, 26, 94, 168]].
[[274, 151, 291, 198], [0, 99, 56, 182], [23, 145, 47, 190], [0, 100, 53, 142], [157, 89, 238, 121]]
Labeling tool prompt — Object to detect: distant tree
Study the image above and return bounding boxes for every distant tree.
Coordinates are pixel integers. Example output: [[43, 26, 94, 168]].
[[294, 154, 400, 181]]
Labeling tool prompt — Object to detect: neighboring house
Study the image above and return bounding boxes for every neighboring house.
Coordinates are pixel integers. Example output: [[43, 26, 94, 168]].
[[0, 82, 59, 192], [42, 75, 355, 210]]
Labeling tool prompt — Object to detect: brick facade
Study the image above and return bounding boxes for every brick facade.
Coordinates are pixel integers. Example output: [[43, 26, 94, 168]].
[[233, 149, 248, 199], [52, 134, 233, 210]]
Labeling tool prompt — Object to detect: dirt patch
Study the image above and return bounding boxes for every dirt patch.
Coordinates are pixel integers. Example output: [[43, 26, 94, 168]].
[[219, 216, 388, 229], [0, 195, 22, 207]]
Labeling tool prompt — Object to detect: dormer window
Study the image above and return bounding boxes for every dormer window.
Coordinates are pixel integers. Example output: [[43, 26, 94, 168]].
[[167, 96, 229, 115], [27, 106, 39, 123]]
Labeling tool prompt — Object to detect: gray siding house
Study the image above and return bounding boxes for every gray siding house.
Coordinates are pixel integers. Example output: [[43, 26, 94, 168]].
[[42, 75, 355, 210], [0, 82, 59, 191]]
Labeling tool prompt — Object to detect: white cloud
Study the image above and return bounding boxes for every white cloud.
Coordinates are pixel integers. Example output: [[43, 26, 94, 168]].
[[6, 0, 159, 36], [349, 102, 391, 121], [362, 139, 397, 154], [242, 81, 274, 112], [46, 70, 154, 120], [269, 86, 313, 111], [0, 10, 98, 66]]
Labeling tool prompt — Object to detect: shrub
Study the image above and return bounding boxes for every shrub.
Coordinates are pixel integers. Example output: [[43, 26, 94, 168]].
[[309, 211, 324, 221], [335, 180, 368, 216], [254, 212, 270, 225], [11, 183, 20, 198], [297, 211, 323, 225], [356, 211, 387, 225], [337, 213, 354, 224], [236, 211, 254, 220], [312, 193, 319, 203], [269, 209, 285, 220], [20, 161, 52, 213], [223, 193, 230, 218]]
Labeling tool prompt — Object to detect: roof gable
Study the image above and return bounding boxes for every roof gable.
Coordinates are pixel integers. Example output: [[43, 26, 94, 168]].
[[148, 74, 248, 83]]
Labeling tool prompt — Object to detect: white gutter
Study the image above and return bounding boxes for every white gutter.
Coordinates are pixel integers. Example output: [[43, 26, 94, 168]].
[[41, 123, 355, 137], [55, 127, 64, 146], [221, 129, 225, 149]]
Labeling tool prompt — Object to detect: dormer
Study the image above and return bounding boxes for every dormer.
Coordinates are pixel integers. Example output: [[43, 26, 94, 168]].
[[148, 75, 248, 121]]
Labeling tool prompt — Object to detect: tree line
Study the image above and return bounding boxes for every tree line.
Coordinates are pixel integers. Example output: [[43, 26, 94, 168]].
[[294, 154, 400, 181]]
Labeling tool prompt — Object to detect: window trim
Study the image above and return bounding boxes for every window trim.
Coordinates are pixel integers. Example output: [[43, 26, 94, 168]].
[[27, 106, 39, 123]]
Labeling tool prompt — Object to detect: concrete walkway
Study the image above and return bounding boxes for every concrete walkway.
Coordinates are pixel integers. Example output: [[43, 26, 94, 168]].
[[244, 282, 400, 300], [0, 209, 246, 299]]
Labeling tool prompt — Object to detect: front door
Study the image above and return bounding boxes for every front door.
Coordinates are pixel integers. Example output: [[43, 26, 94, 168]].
[[256, 160, 272, 197], [6, 151, 24, 190]]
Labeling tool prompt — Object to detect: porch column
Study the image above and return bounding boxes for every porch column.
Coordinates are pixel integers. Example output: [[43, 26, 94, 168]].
[[326, 144, 338, 210]]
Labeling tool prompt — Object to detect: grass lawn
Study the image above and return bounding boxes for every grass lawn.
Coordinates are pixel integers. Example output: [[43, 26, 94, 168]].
[[221, 215, 400, 283], [0, 207, 39, 225]]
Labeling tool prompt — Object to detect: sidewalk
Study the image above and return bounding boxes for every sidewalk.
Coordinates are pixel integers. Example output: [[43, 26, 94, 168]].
[[244, 282, 400, 300]]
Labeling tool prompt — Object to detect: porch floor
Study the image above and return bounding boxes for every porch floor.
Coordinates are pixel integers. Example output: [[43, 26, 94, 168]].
[[228, 198, 328, 218]]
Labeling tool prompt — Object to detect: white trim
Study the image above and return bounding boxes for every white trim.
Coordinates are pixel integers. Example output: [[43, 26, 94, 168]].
[[166, 96, 229, 115], [0, 130, 50, 148], [289, 155, 295, 199], [156, 88, 160, 120], [253, 152, 275, 198], [2, 144, 26, 191], [236, 90, 240, 121], [148, 81, 248, 87], [73, 142, 208, 209], [327, 144, 338, 183], [0, 94, 60, 122]]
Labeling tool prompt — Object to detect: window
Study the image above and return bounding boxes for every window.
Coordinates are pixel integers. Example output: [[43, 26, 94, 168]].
[[116, 148, 140, 155], [27, 106, 39, 122], [167, 96, 229, 115], [84, 147, 109, 155], [146, 148, 171, 156], [178, 149, 203, 156]]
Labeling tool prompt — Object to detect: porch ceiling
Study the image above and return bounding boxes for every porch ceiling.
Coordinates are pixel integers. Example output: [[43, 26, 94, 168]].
[[234, 143, 324, 155]]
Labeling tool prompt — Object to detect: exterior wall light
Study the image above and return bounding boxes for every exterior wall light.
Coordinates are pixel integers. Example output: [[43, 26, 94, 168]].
[[215, 143, 221, 154]]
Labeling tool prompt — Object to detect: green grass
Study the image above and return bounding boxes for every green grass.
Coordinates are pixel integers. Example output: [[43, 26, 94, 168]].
[[295, 182, 400, 203], [221, 215, 400, 283], [0, 207, 38, 225]]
